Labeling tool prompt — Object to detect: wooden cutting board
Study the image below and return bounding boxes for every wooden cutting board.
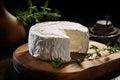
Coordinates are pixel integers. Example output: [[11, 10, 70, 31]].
[[12, 40, 120, 80]]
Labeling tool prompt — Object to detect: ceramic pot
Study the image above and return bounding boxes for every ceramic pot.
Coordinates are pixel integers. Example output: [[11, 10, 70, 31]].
[[89, 20, 120, 44], [0, 0, 25, 49]]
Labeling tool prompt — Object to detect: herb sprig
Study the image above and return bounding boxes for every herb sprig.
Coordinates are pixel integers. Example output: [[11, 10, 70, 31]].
[[49, 58, 81, 68], [14, 0, 61, 27], [86, 42, 120, 58], [106, 43, 120, 53]]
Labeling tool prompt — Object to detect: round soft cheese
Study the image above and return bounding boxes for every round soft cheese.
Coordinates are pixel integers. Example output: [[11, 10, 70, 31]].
[[28, 21, 89, 62]]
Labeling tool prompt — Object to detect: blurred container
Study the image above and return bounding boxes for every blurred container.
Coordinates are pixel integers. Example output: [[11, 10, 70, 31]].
[[0, 0, 25, 50], [89, 20, 120, 44]]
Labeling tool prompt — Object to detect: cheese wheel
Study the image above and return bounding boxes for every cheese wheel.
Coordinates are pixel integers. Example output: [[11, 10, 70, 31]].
[[28, 21, 89, 62]]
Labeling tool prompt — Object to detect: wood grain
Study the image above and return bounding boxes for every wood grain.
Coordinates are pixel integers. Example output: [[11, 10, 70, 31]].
[[12, 41, 120, 80]]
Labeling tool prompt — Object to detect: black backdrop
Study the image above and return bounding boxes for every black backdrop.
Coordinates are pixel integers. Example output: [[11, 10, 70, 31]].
[[2, 0, 120, 28]]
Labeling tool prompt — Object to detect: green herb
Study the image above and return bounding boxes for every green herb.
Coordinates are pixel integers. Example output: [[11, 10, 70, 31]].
[[70, 58, 81, 63], [86, 45, 103, 58], [86, 43, 120, 58], [49, 58, 81, 68], [49, 59, 62, 68], [14, 0, 61, 28], [106, 42, 120, 53]]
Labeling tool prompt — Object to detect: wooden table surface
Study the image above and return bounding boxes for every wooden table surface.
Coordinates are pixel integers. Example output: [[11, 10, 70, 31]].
[[0, 48, 120, 80]]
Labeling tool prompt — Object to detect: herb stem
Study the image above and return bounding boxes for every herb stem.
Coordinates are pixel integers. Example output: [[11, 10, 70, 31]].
[[87, 43, 120, 58]]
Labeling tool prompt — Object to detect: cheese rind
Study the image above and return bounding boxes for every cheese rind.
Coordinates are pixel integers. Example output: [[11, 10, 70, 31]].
[[28, 21, 89, 62]]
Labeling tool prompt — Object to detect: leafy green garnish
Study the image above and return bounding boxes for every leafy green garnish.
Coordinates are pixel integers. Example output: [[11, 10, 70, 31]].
[[49, 59, 62, 68], [49, 58, 81, 68], [86, 45, 102, 58], [86, 42, 120, 58], [106, 43, 120, 53], [14, 0, 61, 28]]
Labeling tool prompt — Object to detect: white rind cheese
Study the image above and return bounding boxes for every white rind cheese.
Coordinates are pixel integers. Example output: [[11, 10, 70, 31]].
[[28, 21, 89, 62]]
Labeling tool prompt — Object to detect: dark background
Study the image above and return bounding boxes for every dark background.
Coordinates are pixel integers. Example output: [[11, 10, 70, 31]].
[[0, 1, 120, 80], [2, 0, 120, 28]]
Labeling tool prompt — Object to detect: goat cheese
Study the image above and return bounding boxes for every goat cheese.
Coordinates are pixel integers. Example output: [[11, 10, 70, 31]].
[[28, 21, 89, 62]]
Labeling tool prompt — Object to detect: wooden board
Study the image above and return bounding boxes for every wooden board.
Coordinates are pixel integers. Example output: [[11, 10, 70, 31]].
[[12, 41, 120, 80]]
